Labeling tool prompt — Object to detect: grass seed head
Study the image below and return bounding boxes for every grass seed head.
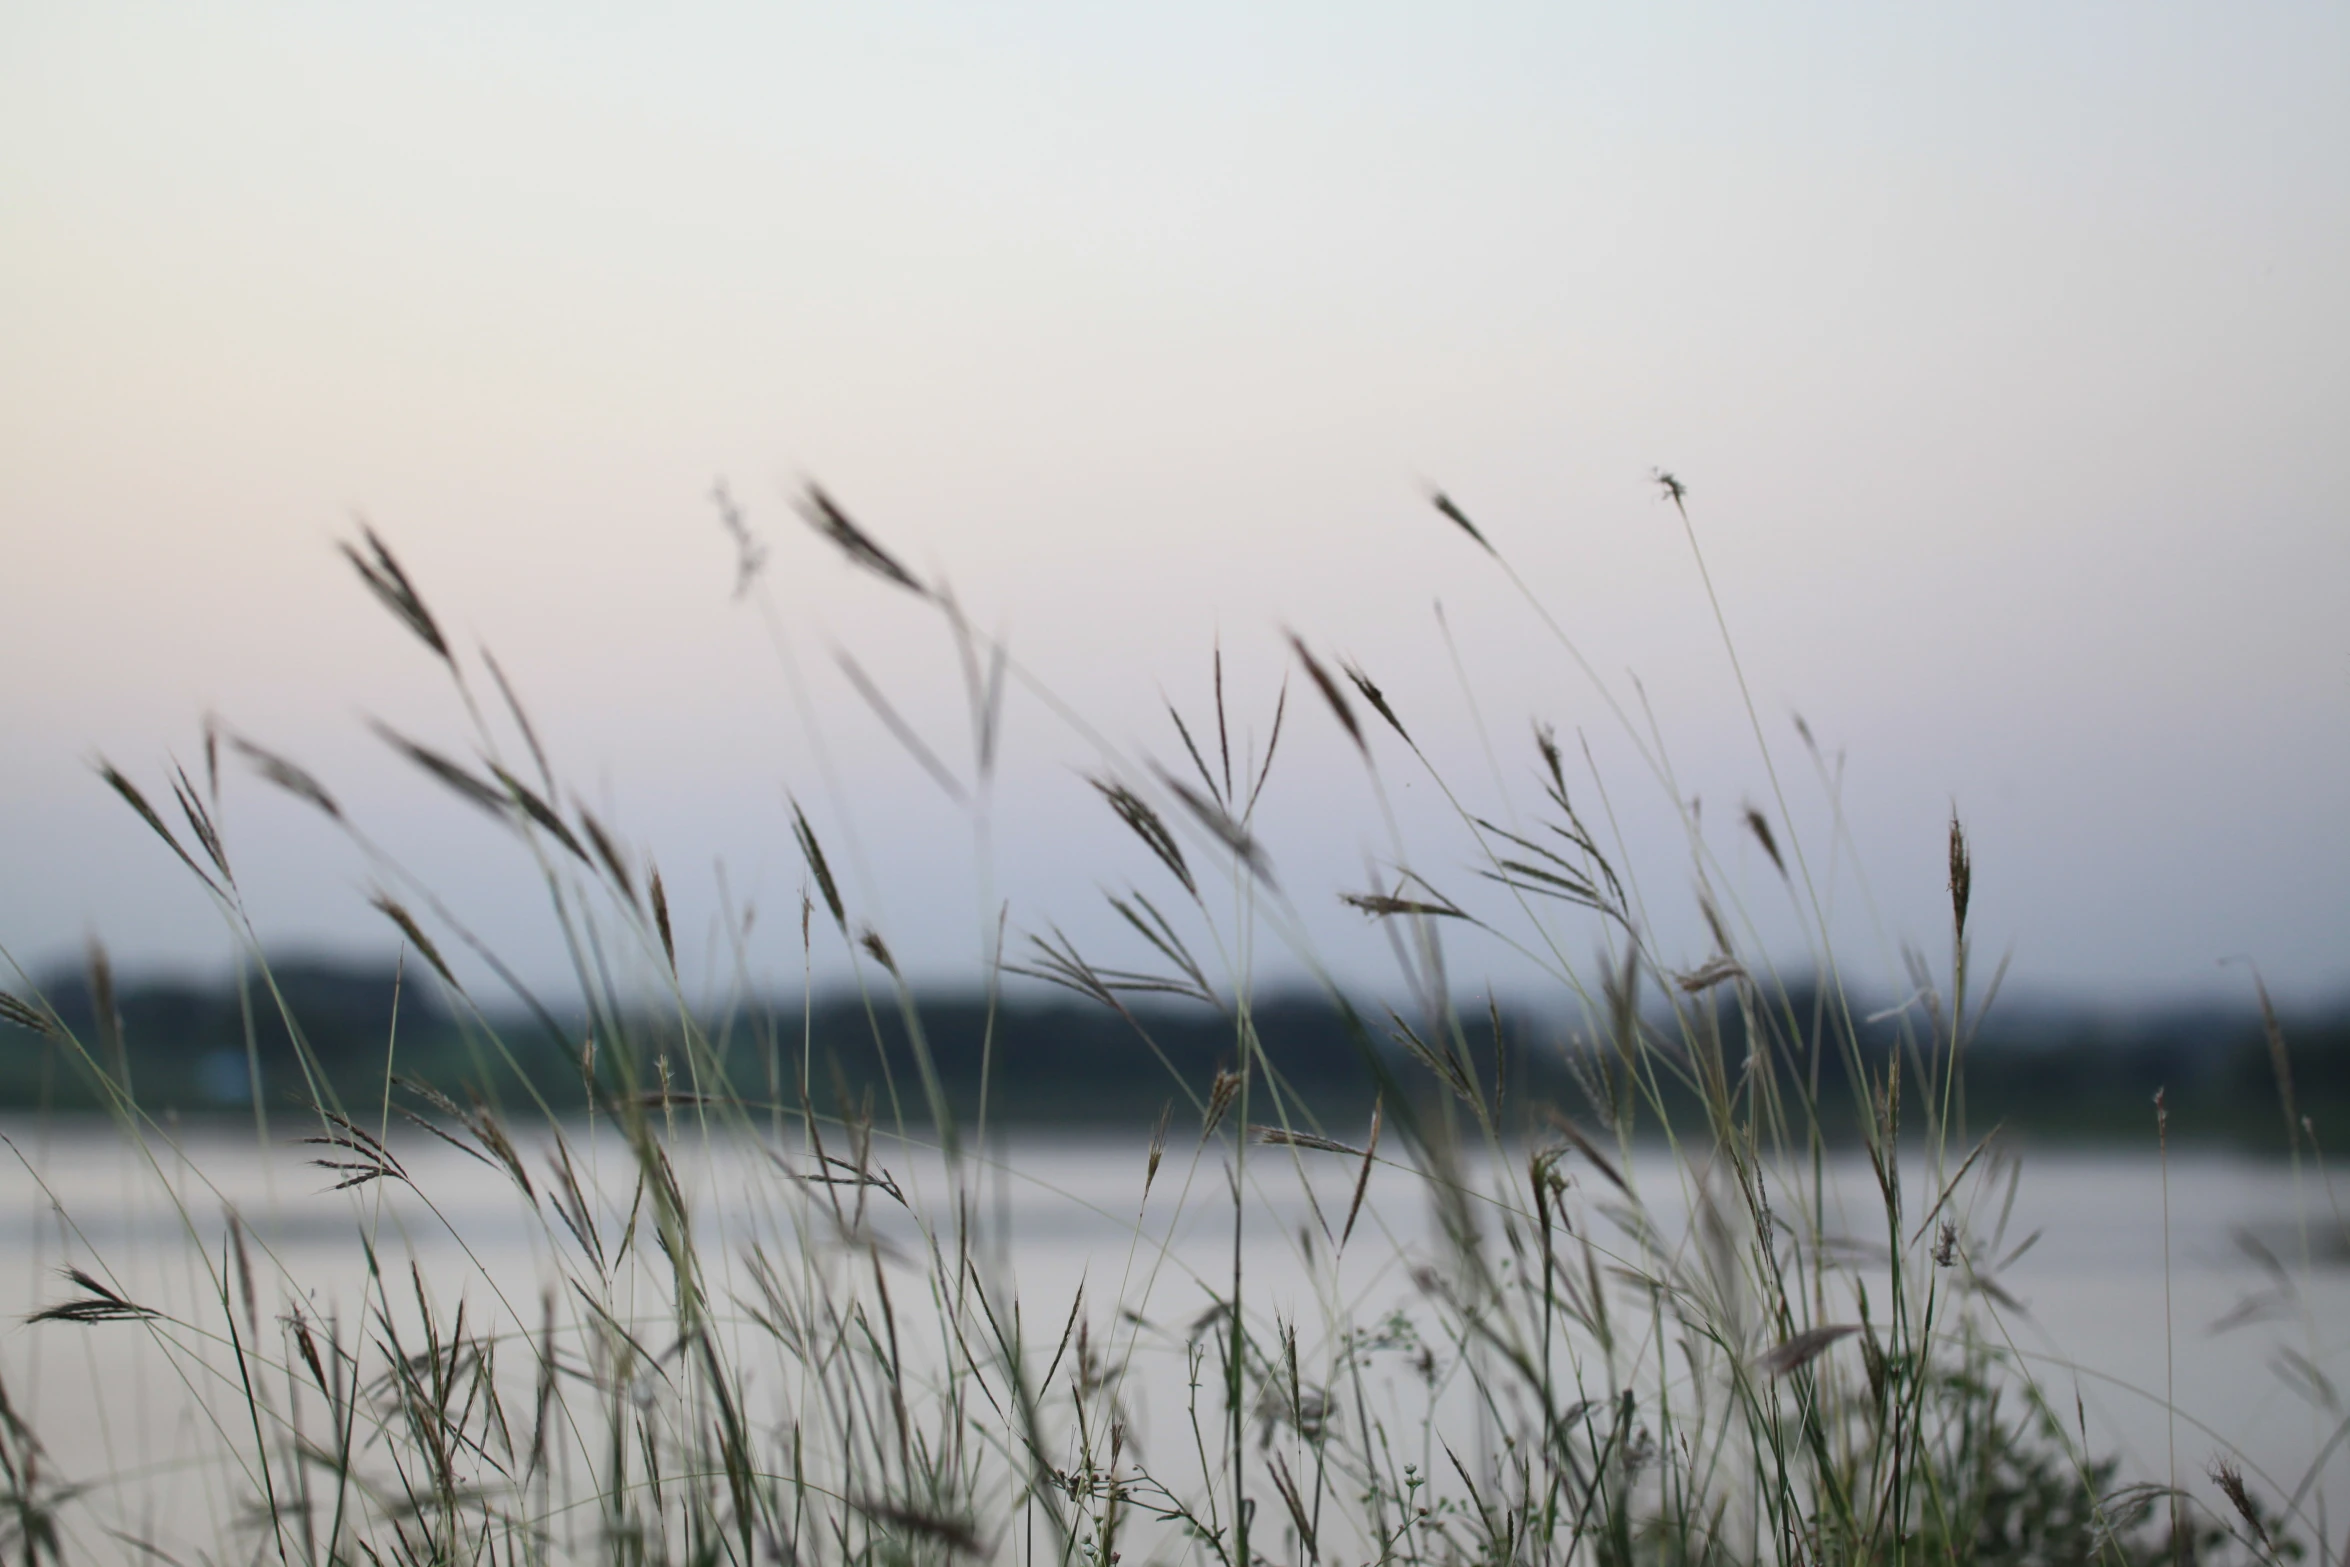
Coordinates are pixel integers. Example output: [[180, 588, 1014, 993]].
[[370, 722, 509, 820], [0, 992, 58, 1039], [2208, 1460, 2273, 1552], [231, 735, 341, 820], [1288, 633, 1365, 757], [340, 525, 450, 662], [369, 893, 459, 991], [97, 759, 224, 898], [1252, 1126, 1364, 1156], [651, 867, 676, 970], [1341, 659, 1409, 742], [796, 484, 926, 596], [1091, 777, 1196, 897], [29, 1268, 159, 1326], [1144, 1101, 1172, 1198], [1202, 1067, 1241, 1139], [791, 800, 847, 932], [1743, 804, 1785, 879], [1429, 489, 1494, 553], [1949, 812, 1972, 940], [578, 807, 640, 907]]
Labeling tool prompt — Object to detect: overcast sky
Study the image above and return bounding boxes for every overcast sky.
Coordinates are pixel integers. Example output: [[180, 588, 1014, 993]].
[[4, 2, 2344, 1015]]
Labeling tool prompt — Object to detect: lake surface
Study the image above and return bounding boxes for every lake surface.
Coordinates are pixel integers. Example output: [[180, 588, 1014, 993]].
[[2, 1118, 2343, 1562]]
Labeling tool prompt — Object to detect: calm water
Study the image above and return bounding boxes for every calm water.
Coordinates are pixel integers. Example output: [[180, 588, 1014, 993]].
[[2, 1119, 2343, 1560]]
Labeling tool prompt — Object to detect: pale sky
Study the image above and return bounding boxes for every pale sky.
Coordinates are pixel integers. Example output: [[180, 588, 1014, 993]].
[[4, 2, 2345, 1012]]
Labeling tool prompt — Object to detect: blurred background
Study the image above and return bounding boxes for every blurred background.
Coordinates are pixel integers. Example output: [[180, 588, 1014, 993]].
[[4, 1, 2345, 1020]]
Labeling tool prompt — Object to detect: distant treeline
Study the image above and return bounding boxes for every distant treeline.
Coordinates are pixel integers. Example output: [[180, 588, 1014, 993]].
[[2, 960, 2343, 1147]]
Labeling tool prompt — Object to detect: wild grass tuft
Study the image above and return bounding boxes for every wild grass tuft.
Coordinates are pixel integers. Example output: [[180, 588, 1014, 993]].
[[0, 475, 2333, 1567]]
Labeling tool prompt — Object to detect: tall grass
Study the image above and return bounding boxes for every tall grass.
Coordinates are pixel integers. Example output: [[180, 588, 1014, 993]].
[[0, 479, 2334, 1566]]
